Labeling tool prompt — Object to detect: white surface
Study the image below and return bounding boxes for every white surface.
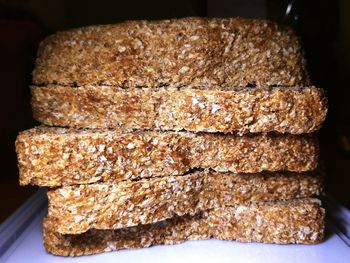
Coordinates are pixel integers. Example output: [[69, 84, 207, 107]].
[[1, 190, 350, 263]]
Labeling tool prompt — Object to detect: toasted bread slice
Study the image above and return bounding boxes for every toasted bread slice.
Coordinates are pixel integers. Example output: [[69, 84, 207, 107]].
[[33, 17, 309, 88], [31, 85, 327, 134], [47, 169, 323, 234], [43, 198, 325, 256], [16, 126, 319, 187]]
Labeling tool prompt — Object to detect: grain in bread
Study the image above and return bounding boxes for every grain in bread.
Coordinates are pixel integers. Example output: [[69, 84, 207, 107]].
[[16, 126, 319, 187], [31, 17, 327, 134], [47, 169, 323, 234], [43, 198, 325, 256], [31, 85, 327, 134], [33, 17, 309, 88]]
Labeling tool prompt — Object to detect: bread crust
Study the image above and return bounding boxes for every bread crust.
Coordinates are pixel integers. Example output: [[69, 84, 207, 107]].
[[43, 199, 325, 256], [31, 85, 327, 134], [47, 169, 323, 234], [33, 17, 309, 88], [16, 126, 319, 187]]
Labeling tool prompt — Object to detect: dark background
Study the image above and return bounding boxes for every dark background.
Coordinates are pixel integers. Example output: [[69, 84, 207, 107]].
[[0, 0, 349, 222]]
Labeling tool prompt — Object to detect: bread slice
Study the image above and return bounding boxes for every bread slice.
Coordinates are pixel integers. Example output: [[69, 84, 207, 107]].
[[33, 17, 309, 88], [16, 126, 319, 187], [43, 198, 325, 256], [47, 169, 323, 234], [31, 85, 327, 134]]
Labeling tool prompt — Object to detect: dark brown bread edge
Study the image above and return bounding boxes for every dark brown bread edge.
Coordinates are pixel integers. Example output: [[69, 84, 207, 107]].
[[31, 85, 327, 134], [16, 126, 319, 187], [43, 198, 325, 256]]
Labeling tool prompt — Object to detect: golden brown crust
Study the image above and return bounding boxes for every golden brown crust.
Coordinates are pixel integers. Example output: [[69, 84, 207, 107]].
[[43, 199, 325, 256], [31, 85, 327, 134], [47, 170, 323, 234], [33, 17, 309, 88], [16, 126, 319, 187]]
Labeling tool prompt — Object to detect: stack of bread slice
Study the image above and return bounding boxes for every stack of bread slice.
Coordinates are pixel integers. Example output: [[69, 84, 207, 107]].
[[15, 17, 328, 257]]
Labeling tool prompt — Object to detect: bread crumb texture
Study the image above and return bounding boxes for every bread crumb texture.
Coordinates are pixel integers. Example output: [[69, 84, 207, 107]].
[[43, 198, 325, 256], [33, 17, 309, 88], [16, 126, 319, 187]]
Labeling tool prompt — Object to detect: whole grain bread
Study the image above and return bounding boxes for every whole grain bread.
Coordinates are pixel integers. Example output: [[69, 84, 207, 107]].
[[16, 126, 319, 187], [31, 17, 327, 134], [31, 85, 327, 134], [33, 17, 309, 88], [47, 169, 323, 234], [43, 198, 325, 256]]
